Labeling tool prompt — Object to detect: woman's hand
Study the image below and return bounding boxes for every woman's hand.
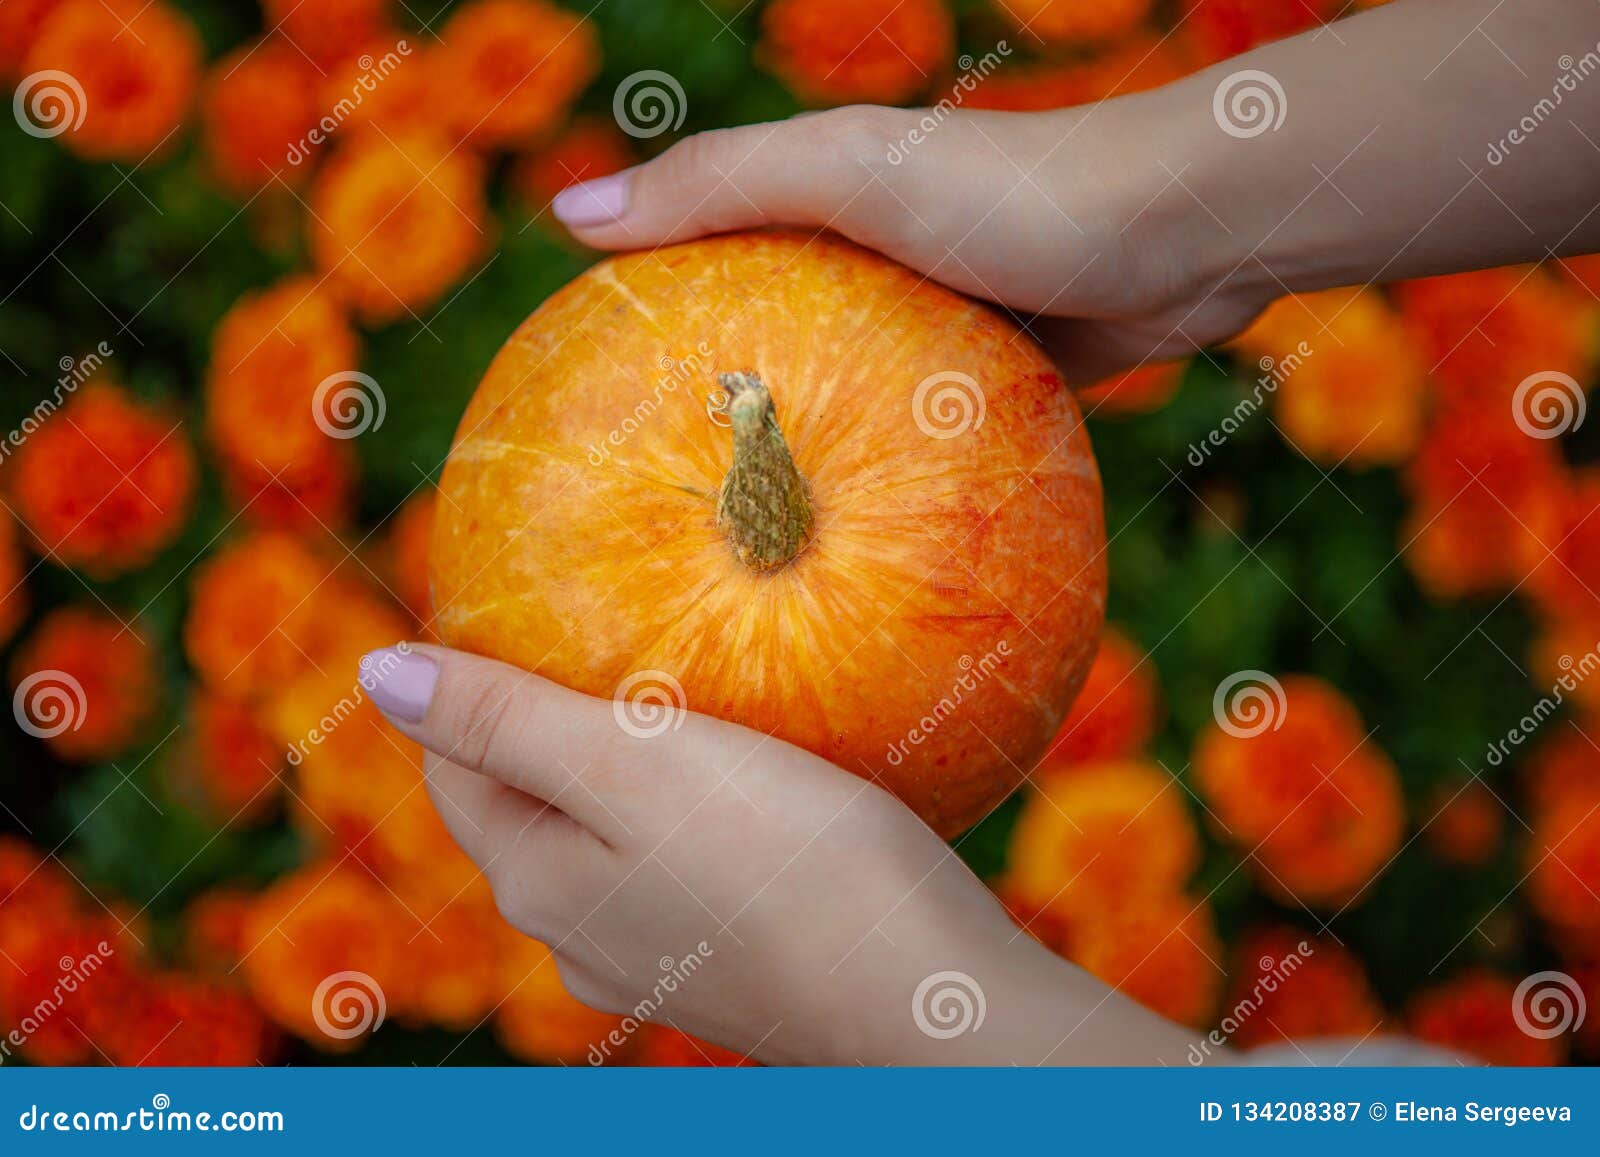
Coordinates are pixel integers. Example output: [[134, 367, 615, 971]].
[[361, 643, 1205, 1066]]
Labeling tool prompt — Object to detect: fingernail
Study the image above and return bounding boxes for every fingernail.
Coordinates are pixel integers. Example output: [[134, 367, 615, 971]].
[[360, 646, 437, 724], [551, 172, 631, 227]]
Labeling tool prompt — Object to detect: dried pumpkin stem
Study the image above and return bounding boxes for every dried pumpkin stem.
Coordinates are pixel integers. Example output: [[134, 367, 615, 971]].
[[715, 371, 813, 571]]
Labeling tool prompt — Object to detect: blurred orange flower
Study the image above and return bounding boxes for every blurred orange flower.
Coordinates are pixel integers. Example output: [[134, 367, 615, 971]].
[[1408, 971, 1565, 1066], [309, 131, 488, 324], [1526, 471, 1600, 624], [0, 0, 60, 78], [992, 0, 1153, 46], [104, 973, 278, 1066], [436, 0, 599, 149], [10, 606, 157, 762], [383, 489, 436, 627], [259, 0, 392, 70], [1422, 781, 1504, 868], [184, 690, 285, 826], [496, 933, 627, 1065], [759, 0, 953, 105], [634, 1025, 753, 1067], [1038, 625, 1159, 776], [22, 0, 200, 161], [1004, 760, 1200, 919], [512, 116, 636, 209], [317, 35, 439, 138], [1061, 894, 1224, 1029], [219, 442, 357, 537], [1181, 0, 1338, 64], [962, 34, 1193, 110], [1527, 790, 1600, 944], [10, 383, 196, 578], [205, 275, 362, 478], [1194, 675, 1404, 907], [1225, 928, 1384, 1049], [1077, 360, 1188, 417], [201, 38, 324, 194], [182, 887, 257, 974]]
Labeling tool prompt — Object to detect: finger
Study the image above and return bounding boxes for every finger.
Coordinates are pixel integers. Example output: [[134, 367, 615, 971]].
[[359, 642, 631, 841], [548, 106, 907, 249]]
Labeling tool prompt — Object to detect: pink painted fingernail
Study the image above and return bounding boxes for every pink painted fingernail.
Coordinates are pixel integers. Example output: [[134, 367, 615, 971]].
[[360, 646, 437, 723], [551, 172, 631, 227]]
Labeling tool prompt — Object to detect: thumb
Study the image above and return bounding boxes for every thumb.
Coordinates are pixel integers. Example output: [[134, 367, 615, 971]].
[[549, 106, 911, 249]]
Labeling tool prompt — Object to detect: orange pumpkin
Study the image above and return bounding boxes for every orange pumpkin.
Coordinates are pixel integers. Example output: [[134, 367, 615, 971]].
[[431, 231, 1105, 837]]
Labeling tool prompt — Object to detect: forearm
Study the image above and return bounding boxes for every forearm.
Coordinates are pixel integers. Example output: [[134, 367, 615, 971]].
[[1131, 0, 1600, 301]]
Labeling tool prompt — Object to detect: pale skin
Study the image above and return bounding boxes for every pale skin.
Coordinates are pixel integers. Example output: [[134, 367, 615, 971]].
[[366, 0, 1600, 1065]]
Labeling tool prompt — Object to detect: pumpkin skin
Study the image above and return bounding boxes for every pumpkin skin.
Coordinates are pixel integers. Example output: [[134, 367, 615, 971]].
[[431, 230, 1105, 837]]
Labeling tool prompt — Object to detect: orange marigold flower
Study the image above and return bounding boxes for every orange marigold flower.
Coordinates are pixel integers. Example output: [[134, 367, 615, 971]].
[[962, 34, 1193, 111], [760, 0, 953, 106], [183, 531, 332, 701], [317, 35, 440, 139], [1526, 472, 1600, 623], [1038, 625, 1159, 776], [1524, 723, 1600, 817], [10, 383, 196, 578], [182, 887, 257, 974], [1225, 928, 1384, 1049], [400, 899, 506, 1030], [0, 509, 28, 649], [1422, 781, 1504, 868], [384, 489, 436, 627], [1194, 675, 1404, 908], [1402, 404, 1565, 599], [1527, 790, 1600, 943], [992, 0, 1153, 46], [219, 443, 357, 537], [308, 131, 488, 325], [436, 0, 599, 148], [104, 973, 279, 1066], [1181, 0, 1338, 65], [241, 860, 410, 1047], [1408, 971, 1565, 1066], [635, 1026, 754, 1067], [201, 38, 324, 194], [0, 912, 132, 1065], [0, 0, 60, 78], [205, 276, 362, 477], [22, 0, 200, 161], [10, 606, 157, 762], [259, 0, 392, 70], [1004, 760, 1200, 919], [1234, 287, 1429, 468], [1059, 894, 1224, 1030], [496, 933, 627, 1065], [182, 690, 285, 826], [1076, 360, 1188, 417], [1557, 252, 1600, 297], [1393, 266, 1598, 405], [512, 116, 636, 209]]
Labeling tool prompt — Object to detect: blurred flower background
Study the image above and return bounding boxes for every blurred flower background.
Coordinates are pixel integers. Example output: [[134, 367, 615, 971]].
[[1, 0, 1597, 1067]]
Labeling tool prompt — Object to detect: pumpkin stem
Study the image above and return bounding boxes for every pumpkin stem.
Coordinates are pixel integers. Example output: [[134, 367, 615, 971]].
[[714, 371, 813, 571]]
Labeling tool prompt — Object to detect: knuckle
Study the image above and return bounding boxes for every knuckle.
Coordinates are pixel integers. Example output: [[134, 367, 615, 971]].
[[808, 105, 904, 174], [447, 675, 519, 774]]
